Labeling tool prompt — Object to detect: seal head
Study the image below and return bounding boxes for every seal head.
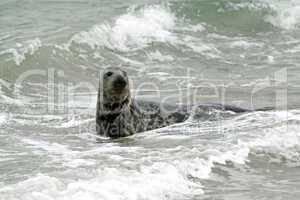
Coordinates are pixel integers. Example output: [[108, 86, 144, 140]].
[[101, 67, 130, 111], [96, 67, 133, 137]]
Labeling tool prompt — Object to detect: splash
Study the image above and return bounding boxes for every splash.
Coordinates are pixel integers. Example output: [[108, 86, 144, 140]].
[[265, 0, 300, 30], [0, 38, 42, 65], [0, 113, 8, 126], [71, 5, 176, 51]]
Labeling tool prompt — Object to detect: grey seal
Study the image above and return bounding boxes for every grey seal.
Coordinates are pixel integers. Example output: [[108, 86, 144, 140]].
[[96, 67, 250, 138]]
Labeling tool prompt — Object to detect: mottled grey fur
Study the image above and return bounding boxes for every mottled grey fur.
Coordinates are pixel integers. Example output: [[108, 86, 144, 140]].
[[96, 67, 250, 138]]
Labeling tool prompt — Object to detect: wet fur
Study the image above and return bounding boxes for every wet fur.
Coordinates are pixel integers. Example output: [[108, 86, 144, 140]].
[[96, 68, 250, 138]]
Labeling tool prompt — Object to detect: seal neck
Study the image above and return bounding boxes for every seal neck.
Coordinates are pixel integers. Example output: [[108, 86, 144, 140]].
[[99, 97, 130, 123], [103, 97, 130, 111], [99, 112, 122, 123]]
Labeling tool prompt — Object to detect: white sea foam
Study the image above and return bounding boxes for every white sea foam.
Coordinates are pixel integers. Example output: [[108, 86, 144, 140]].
[[0, 163, 203, 200], [182, 36, 221, 58], [69, 5, 220, 57], [0, 142, 204, 199], [220, 0, 300, 30], [220, 1, 270, 12], [147, 50, 174, 62], [188, 24, 206, 32], [0, 113, 7, 125], [56, 117, 93, 128], [71, 6, 176, 51], [150, 110, 300, 178], [230, 40, 264, 48], [0, 34, 11, 41], [20, 138, 77, 155], [63, 159, 96, 168], [114, 54, 144, 66], [267, 55, 274, 63], [265, 0, 300, 30], [0, 38, 42, 65], [0, 93, 25, 106], [19, 138, 98, 168], [214, 110, 300, 163], [177, 23, 206, 32], [2, 110, 300, 200]]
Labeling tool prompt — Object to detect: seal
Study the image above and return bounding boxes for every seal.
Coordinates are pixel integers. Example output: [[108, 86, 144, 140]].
[[96, 67, 250, 138]]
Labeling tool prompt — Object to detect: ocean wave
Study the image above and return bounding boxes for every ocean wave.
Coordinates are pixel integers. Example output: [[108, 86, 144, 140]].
[[200, 110, 300, 164], [70, 5, 176, 51], [264, 0, 300, 30], [180, 36, 222, 58], [223, 0, 300, 30], [0, 113, 8, 126], [0, 38, 42, 65], [0, 166, 202, 200], [141, 109, 300, 169], [230, 40, 264, 48], [217, 0, 300, 30], [0, 140, 203, 199], [1, 109, 300, 199], [147, 50, 174, 62], [18, 138, 96, 168], [68, 2, 248, 56]]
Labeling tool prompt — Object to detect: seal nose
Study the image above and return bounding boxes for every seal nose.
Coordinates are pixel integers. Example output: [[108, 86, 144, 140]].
[[113, 75, 127, 89]]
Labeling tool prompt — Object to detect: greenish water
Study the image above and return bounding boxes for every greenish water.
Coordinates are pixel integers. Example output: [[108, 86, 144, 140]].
[[1, 0, 300, 199]]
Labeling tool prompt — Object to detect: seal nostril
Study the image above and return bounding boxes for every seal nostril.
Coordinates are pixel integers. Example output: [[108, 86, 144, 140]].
[[114, 75, 127, 89]]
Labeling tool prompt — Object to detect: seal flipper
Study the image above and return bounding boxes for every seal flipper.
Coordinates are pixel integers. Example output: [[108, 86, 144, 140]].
[[189, 103, 251, 121], [206, 104, 275, 112], [254, 107, 274, 111], [197, 103, 252, 113]]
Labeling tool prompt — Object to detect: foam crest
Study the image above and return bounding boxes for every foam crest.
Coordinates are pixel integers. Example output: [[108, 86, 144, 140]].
[[265, 0, 300, 30], [0, 163, 203, 200], [209, 110, 300, 165], [2, 110, 300, 199], [150, 110, 300, 179], [230, 40, 264, 48], [0, 38, 42, 65], [147, 50, 174, 62], [245, 124, 300, 160], [71, 6, 176, 51], [0, 113, 8, 126]]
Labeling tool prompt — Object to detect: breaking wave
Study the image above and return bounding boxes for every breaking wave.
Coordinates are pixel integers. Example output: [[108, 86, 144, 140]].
[[70, 6, 176, 51]]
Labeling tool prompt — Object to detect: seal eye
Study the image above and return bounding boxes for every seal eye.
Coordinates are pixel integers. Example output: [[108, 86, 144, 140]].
[[106, 71, 113, 77]]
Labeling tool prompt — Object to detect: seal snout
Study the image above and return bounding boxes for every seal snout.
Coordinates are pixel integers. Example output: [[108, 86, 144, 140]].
[[113, 75, 127, 90], [102, 67, 129, 100]]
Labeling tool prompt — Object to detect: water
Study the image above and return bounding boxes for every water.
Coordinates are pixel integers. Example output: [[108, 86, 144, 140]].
[[1, 0, 300, 199]]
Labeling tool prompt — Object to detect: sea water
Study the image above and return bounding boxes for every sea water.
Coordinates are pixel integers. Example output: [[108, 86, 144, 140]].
[[1, 0, 300, 199]]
